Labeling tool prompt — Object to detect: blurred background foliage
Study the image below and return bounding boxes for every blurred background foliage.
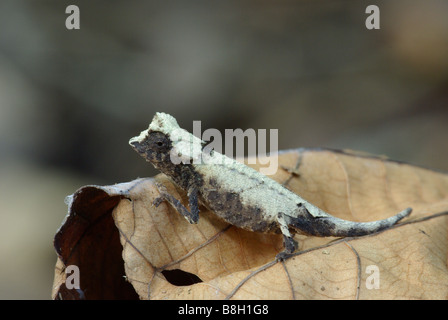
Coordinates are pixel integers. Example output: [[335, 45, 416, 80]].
[[0, 0, 447, 299]]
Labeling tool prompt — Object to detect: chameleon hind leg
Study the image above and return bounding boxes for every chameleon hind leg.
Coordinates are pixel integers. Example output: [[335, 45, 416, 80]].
[[275, 212, 298, 261]]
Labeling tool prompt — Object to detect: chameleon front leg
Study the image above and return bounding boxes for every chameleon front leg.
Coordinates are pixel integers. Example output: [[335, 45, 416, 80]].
[[153, 182, 199, 224], [276, 212, 298, 261], [187, 186, 200, 223]]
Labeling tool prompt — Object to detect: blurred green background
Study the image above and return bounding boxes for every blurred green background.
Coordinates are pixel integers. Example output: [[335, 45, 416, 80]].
[[0, 0, 447, 299]]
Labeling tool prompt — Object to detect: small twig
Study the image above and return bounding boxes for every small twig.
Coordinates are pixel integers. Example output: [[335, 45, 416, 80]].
[[344, 241, 361, 300], [281, 260, 296, 300]]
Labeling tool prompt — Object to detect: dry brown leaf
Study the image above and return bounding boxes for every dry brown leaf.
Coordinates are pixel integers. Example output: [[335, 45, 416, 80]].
[[52, 148, 448, 300]]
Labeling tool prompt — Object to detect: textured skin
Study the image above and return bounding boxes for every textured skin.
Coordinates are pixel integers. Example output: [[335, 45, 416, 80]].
[[130, 113, 412, 259]]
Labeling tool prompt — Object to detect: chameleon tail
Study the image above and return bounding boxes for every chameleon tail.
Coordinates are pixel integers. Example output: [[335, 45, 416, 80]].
[[291, 207, 412, 237]]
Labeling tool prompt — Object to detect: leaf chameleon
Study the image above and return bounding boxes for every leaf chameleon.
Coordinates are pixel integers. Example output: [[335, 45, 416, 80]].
[[129, 112, 412, 260]]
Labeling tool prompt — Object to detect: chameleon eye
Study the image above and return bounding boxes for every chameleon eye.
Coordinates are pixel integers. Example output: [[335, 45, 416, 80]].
[[156, 141, 163, 147]]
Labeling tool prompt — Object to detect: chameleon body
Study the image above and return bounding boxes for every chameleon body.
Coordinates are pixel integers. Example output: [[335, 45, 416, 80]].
[[129, 112, 412, 260]]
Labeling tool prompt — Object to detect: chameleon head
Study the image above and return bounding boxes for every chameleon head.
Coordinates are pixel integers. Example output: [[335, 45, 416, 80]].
[[129, 112, 204, 167]]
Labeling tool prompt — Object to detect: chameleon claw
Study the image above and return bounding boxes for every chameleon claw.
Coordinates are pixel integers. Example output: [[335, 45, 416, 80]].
[[275, 251, 294, 262], [152, 197, 164, 208]]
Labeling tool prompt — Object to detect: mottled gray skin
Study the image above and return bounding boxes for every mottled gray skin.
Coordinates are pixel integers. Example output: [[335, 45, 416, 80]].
[[130, 113, 412, 260]]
